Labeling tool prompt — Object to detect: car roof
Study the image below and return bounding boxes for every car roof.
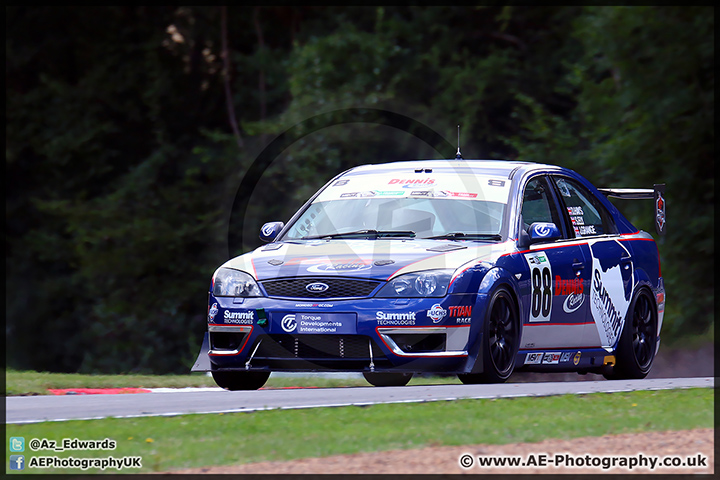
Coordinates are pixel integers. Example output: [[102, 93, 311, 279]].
[[341, 159, 562, 180]]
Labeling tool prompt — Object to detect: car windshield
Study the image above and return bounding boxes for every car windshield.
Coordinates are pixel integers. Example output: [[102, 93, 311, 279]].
[[283, 197, 506, 240]]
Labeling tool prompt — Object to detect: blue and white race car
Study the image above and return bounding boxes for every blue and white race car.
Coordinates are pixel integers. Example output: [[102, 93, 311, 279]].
[[192, 159, 666, 389]]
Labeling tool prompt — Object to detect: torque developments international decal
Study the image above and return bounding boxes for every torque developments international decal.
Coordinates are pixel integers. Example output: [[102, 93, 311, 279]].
[[281, 314, 297, 333], [427, 304, 447, 323], [589, 241, 632, 347], [208, 303, 219, 322], [296, 313, 356, 334]]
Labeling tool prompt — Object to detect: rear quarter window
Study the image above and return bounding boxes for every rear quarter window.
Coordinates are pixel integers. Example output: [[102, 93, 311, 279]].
[[553, 176, 617, 237]]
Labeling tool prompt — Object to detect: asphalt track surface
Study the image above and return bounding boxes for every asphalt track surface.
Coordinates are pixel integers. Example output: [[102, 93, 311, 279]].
[[6, 377, 712, 424]]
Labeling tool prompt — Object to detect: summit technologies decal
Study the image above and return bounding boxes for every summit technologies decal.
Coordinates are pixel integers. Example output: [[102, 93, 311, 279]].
[[589, 241, 633, 347]]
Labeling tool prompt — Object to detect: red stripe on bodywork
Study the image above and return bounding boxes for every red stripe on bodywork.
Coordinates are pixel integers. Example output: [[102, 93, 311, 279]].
[[506, 232, 650, 258]]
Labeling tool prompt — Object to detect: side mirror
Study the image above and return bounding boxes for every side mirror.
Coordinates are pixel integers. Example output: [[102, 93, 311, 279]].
[[528, 222, 561, 244], [259, 222, 284, 243], [519, 222, 561, 248]]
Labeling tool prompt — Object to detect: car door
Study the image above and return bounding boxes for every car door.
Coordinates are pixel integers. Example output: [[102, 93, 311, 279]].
[[517, 175, 591, 355], [550, 175, 634, 350]]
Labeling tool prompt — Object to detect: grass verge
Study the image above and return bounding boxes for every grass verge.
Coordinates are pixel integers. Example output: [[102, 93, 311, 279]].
[[5, 388, 713, 474]]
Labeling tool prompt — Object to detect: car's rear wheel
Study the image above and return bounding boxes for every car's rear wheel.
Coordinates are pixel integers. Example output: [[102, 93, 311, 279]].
[[458, 287, 519, 384], [212, 371, 270, 390], [603, 288, 657, 380], [363, 372, 413, 387]]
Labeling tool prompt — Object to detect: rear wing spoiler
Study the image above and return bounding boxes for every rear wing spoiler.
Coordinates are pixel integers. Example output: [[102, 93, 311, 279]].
[[597, 184, 666, 236]]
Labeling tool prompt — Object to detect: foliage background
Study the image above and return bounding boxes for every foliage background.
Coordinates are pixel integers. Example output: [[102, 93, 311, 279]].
[[6, 6, 713, 373]]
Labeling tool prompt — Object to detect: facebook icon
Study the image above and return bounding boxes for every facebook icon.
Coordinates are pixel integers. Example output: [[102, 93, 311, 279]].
[[10, 455, 25, 470]]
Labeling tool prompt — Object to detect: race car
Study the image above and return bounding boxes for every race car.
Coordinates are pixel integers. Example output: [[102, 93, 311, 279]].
[[192, 158, 665, 390]]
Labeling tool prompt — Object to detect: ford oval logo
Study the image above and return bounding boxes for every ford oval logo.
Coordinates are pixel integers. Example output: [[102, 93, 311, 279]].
[[306, 282, 329, 293]]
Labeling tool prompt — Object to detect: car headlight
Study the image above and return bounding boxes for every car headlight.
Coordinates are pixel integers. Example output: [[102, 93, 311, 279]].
[[212, 268, 262, 297], [376, 270, 452, 297]]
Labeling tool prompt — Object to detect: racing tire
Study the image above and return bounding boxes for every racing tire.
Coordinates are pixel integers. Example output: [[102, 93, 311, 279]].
[[212, 371, 270, 390], [363, 372, 413, 387], [458, 287, 519, 384], [603, 288, 657, 380]]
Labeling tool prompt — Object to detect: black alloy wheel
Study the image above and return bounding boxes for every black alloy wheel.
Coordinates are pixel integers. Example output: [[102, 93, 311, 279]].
[[459, 287, 519, 384], [604, 288, 657, 380]]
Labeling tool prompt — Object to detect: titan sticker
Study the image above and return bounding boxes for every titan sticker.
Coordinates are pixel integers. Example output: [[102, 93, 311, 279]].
[[449, 305, 472, 324]]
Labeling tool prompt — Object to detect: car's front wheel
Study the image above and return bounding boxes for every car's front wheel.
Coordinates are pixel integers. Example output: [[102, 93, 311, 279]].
[[212, 371, 270, 390], [603, 288, 657, 380], [458, 286, 519, 384], [363, 372, 413, 387]]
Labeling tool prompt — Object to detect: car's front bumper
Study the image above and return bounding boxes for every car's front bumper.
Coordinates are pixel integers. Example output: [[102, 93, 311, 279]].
[[195, 293, 480, 374]]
